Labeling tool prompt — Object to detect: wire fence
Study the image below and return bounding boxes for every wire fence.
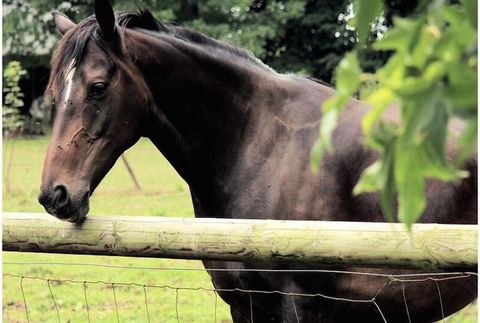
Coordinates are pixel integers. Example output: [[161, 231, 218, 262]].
[[3, 261, 477, 323]]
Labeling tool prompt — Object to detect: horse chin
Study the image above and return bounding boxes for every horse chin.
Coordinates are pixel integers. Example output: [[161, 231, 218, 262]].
[[53, 193, 90, 224], [66, 203, 89, 224]]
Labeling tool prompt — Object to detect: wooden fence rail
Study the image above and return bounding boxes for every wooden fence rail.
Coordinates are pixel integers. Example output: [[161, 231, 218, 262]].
[[3, 212, 477, 271]]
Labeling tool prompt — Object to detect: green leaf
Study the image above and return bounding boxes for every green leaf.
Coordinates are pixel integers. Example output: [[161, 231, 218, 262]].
[[310, 109, 338, 172], [356, 146, 397, 224], [443, 5, 475, 42], [311, 52, 361, 171], [363, 88, 396, 135], [394, 142, 426, 228], [376, 53, 405, 84], [391, 62, 445, 100], [335, 52, 361, 95], [461, 0, 477, 29], [457, 118, 477, 163], [352, 0, 383, 46], [322, 95, 349, 114], [434, 30, 461, 63], [410, 26, 438, 68], [367, 121, 398, 152], [374, 17, 423, 52], [445, 63, 477, 112], [310, 137, 323, 173], [379, 145, 396, 222], [400, 89, 438, 144], [354, 161, 382, 193]]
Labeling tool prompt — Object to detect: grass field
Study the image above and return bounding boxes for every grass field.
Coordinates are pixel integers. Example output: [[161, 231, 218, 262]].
[[3, 137, 231, 322], [3, 137, 477, 322]]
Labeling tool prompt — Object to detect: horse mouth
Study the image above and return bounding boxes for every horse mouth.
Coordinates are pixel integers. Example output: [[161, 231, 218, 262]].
[[50, 192, 90, 224]]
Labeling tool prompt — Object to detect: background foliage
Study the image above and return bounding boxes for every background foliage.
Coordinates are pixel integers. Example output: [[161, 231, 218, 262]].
[[3, 60, 27, 137], [4, 0, 420, 83]]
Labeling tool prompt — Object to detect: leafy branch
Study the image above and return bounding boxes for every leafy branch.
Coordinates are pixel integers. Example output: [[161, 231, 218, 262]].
[[311, 0, 477, 227]]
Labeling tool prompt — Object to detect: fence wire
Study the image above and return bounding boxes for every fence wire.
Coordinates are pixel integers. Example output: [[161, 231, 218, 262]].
[[3, 261, 477, 322]]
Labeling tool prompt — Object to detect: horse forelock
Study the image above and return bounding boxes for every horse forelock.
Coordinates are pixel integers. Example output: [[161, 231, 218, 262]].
[[46, 16, 101, 100]]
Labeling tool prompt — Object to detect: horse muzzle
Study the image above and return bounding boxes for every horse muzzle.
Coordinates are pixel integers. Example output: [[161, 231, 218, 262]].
[[38, 184, 90, 223]]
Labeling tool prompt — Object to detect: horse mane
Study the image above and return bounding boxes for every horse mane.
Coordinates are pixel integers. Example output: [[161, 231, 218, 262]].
[[116, 10, 270, 71], [307, 77, 332, 88], [46, 9, 270, 99]]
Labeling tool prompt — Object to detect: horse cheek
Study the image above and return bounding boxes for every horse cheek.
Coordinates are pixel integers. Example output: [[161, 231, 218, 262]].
[[81, 103, 110, 139]]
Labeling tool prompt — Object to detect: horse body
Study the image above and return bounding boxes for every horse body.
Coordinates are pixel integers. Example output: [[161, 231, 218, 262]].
[[39, 3, 476, 322]]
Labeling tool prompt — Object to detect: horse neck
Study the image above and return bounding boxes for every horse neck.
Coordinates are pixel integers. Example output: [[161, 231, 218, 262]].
[[125, 30, 276, 197]]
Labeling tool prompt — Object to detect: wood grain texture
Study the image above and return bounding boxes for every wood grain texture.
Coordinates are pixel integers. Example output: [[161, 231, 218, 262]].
[[3, 212, 477, 270]]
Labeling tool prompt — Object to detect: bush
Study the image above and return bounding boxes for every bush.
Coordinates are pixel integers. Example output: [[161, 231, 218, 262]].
[[3, 60, 27, 138]]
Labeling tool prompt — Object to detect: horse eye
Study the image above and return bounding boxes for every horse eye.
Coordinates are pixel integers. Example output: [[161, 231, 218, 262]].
[[89, 83, 107, 98]]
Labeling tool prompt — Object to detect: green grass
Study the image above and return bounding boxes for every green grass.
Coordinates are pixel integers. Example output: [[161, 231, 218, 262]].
[[3, 137, 231, 322], [3, 137, 477, 322]]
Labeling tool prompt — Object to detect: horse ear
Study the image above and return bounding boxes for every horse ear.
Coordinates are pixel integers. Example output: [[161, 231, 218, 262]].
[[52, 12, 76, 35], [95, 0, 116, 39]]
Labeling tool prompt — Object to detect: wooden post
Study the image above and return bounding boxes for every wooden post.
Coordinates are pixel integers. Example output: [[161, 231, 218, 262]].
[[3, 212, 477, 271], [120, 154, 141, 190]]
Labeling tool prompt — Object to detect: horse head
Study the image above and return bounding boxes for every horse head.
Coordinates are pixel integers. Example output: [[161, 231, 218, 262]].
[[38, 0, 149, 223]]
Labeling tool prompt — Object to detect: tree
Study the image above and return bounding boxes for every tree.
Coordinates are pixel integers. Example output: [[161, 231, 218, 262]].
[[3, 0, 423, 84], [3, 0, 347, 82], [263, 0, 354, 81], [311, 0, 477, 227]]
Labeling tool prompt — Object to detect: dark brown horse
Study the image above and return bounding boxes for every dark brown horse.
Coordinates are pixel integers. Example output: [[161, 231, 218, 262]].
[[39, 1, 476, 322]]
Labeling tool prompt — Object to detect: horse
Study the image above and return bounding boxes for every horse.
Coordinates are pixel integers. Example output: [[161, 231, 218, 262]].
[[38, 1, 477, 322]]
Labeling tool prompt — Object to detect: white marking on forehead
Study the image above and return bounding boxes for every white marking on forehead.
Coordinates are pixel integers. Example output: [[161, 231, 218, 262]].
[[62, 60, 76, 106]]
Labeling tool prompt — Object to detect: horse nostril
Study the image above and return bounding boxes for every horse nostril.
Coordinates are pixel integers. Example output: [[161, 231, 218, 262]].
[[52, 185, 70, 209]]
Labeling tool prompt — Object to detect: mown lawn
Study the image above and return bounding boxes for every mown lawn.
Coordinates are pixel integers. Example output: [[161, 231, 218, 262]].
[[3, 137, 476, 322]]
